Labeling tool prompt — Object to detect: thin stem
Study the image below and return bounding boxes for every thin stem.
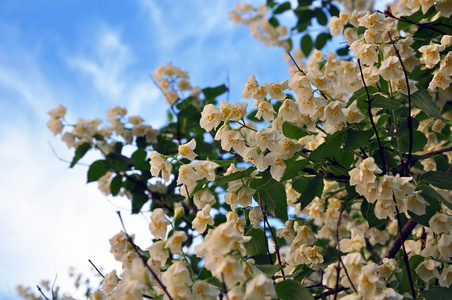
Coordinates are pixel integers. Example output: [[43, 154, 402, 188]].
[[334, 206, 344, 300], [382, 219, 418, 260], [89, 259, 105, 278], [117, 211, 174, 300], [357, 59, 387, 174], [261, 205, 286, 279], [314, 286, 349, 300], [258, 193, 274, 266], [388, 32, 413, 170], [392, 197, 416, 299], [381, 8, 450, 35], [36, 286, 50, 300], [185, 185, 198, 212]]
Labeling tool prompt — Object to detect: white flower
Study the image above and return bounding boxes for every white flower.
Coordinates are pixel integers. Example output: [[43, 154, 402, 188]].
[[192, 280, 217, 300], [428, 71, 452, 90], [329, 16, 345, 36], [415, 259, 441, 282], [357, 263, 382, 299], [429, 213, 452, 233], [147, 240, 169, 267], [437, 234, 452, 260], [213, 255, 246, 287], [380, 56, 403, 81], [264, 152, 286, 181], [406, 191, 429, 215], [166, 231, 188, 253], [339, 229, 365, 253], [191, 160, 219, 181], [149, 208, 170, 239], [200, 104, 221, 132], [249, 206, 263, 228], [214, 128, 246, 153], [267, 80, 288, 100], [47, 104, 67, 118], [243, 147, 267, 170], [192, 204, 214, 234], [101, 270, 119, 295], [241, 74, 259, 99], [244, 274, 276, 300], [439, 265, 452, 287], [150, 151, 172, 182], [204, 221, 250, 256], [177, 164, 198, 189], [193, 188, 216, 209], [162, 260, 193, 287], [178, 139, 197, 161], [255, 101, 275, 121], [419, 44, 446, 68], [343, 100, 365, 123], [109, 231, 130, 261]]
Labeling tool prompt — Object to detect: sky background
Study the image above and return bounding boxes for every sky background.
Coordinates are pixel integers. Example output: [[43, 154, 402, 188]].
[[0, 0, 392, 299], [0, 1, 290, 299]]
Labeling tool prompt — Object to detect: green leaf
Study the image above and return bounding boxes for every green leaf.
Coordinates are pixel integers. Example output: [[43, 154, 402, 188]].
[[301, 34, 313, 57], [344, 129, 373, 151], [310, 130, 345, 162], [131, 149, 147, 165], [256, 264, 285, 276], [391, 130, 427, 153], [422, 287, 452, 300], [276, 280, 314, 300], [397, 255, 423, 294], [281, 158, 309, 181], [314, 8, 327, 26], [274, 2, 291, 14], [215, 167, 256, 186], [336, 45, 349, 56], [70, 142, 91, 168], [372, 94, 403, 110], [254, 179, 288, 221], [87, 160, 110, 183], [202, 84, 228, 100], [131, 193, 148, 214], [315, 32, 330, 50], [295, 174, 324, 211], [110, 175, 123, 196], [328, 4, 340, 17], [411, 86, 443, 120], [282, 122, 309, 140], [420, 171, 452, 190], [291, 264, 315, 282], [245, 228, 268, 257]]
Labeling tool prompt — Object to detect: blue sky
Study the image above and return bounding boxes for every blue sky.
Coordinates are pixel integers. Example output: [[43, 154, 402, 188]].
[[0, 1, 291, 299]]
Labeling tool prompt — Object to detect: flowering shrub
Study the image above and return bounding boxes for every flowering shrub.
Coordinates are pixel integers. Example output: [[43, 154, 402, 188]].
[[35, 0, 452, 299]]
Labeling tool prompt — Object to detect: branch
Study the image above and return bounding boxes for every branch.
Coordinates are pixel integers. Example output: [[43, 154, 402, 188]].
[[357, 59, 387, 174], [314, 286, 349, 300], [258, 193, 274, 266], [381, 8, 450, 35], [36, 285, 50, 300], [117, 211, 174, 300], [382, 219, 417, 260], [393, 202, 416, 299], [388, 32, 413, 170], [89, 259, 105, 278]]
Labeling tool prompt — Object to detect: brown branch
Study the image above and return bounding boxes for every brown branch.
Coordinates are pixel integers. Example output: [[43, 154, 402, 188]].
[[314, 286, 349, 300], [185, 185, 198, 212], [258, 193, 274, 266], [36, 286, 50, 300], [393, 198, 416, 299], [89, 259, 105, 278], [357, 59, 387, 174], [382, 219, 417, 260], [388, 32, 413, 171], [381, 8, 450, 35], [117, 211, 174, 300]]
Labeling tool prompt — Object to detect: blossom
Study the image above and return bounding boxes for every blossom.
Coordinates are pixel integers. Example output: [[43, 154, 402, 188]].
[[329, 16, 345, 36], [101, 270, 119, 295], [193, 188, 216, 209], [249, 206, 263, 228], [267, 80, 288, 100], [439, 265, 452, 287], [177, 164, 198, 189], [415, 259, 441, 282], [191, 160, 219, 181], [147, 240, 169, 267], [162, 260, 193, 287], [406, 191, 429, 215], [166, 231, 188, 254], [213, 255, 246, 287], [149, 208, 170, 239], [178, 139, 197, 161], [241, 74, 259, 99], [429, 213, 452, 233], [109, 231, 130, 261], [429, 71, 452, 90], [244, 274, 276, 300], [192, 204, 214, 234], [200, 104, 221, 131], [255, 101, 275, 121], [192, 281, 217, 300], [47, 104, 67, 119], [204, 221, 250, 255], [343, 100, 365, 123], [419, 44, 446, 68]]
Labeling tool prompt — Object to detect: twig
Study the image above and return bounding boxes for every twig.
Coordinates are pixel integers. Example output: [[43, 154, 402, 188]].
[[221, 273, 231, 300], [388, 32, 413, 170], [393, 197, 416, 299], [357, 59, 387, 174], [382, 219, 418, 260], [51, 275, 57, 300], [36, 285, 50, 300], [258, 193, 274, 266], [380, 8, 450, 35], [117, 211, 174, 300], [314, 286, 349, 300], [89, 259, 105, 278], [185, 185, 198, 212]]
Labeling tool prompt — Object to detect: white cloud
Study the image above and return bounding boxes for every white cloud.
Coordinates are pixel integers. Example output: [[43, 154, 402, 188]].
[[67, 26, 135, 99]]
